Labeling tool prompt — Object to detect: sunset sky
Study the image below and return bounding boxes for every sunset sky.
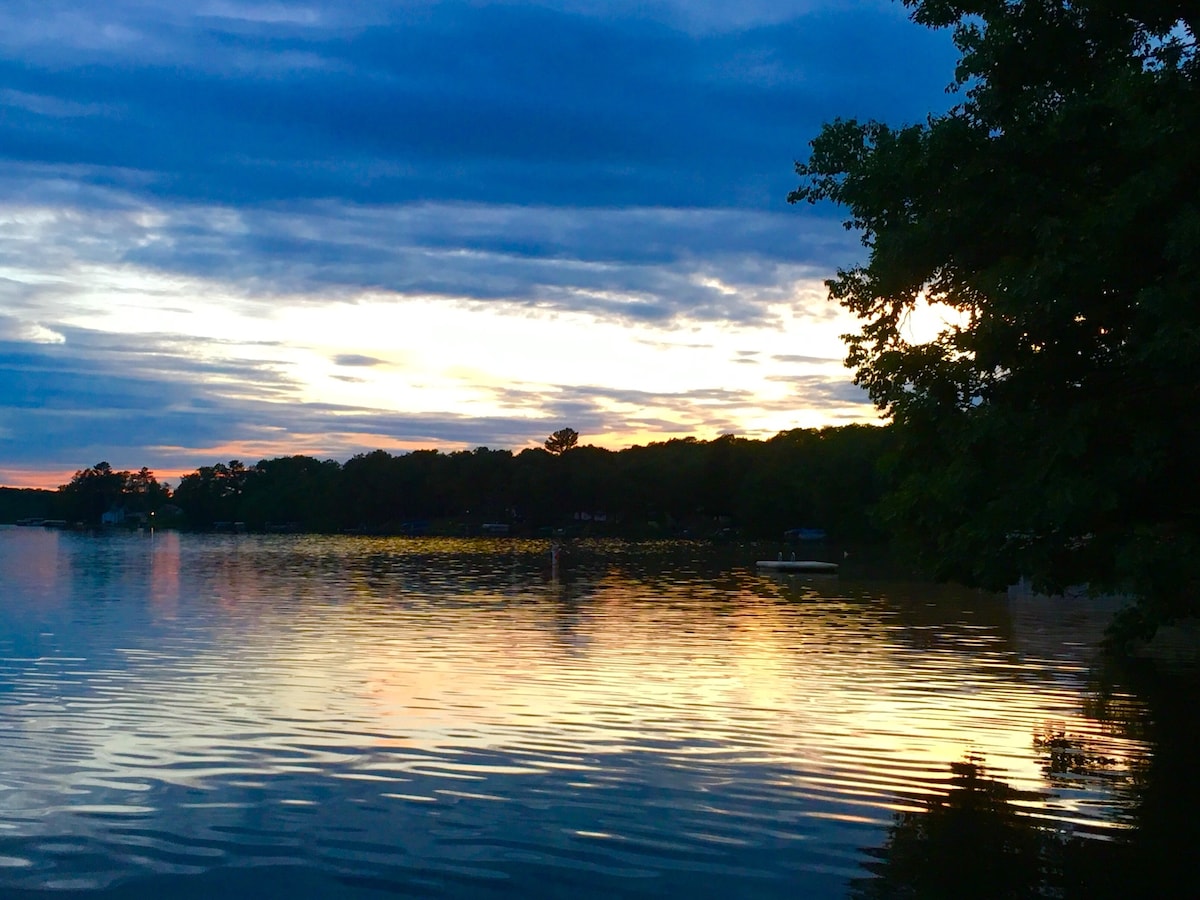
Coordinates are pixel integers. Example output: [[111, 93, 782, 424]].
[[0, 0, 958, 488]]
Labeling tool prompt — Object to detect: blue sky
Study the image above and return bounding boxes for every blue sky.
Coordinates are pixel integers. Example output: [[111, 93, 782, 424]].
[[0, 0, 959, 487]]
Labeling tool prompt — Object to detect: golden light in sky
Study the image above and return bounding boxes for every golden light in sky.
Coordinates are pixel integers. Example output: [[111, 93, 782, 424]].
[[2, 231, 878, 488], [1, 0, 964, 485]]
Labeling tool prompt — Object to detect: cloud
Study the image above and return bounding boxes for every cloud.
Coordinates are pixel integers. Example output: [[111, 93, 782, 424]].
[[1, 191, 853, 327], [0, 309, 876, 480], [478, 378, 872, 441], [333, 354, 385, 367], [765, 372, 871, 405], [0, 327, 298, 471], [0, 0, 957, 329], [773, 352, 842, 364], [0, 1, 943, 480], [0, 326, 615, 472], [0, 312, 66, 344], [0, 2, 958, 210]]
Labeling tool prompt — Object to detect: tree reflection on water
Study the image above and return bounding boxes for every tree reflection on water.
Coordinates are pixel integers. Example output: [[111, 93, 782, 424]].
[[852, 755, 1054, 899], [853, 661, 1200, 900]]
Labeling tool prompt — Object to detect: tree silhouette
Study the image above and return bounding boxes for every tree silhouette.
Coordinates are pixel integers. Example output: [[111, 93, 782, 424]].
[[58, 461, 167, 525], [791, 1, 1200, 632], [544, 427, 579, 455], [48, 424, 897, 538]]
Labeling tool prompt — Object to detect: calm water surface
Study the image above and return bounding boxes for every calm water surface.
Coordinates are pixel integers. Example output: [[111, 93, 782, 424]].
[[0, 529, 1186, 897]]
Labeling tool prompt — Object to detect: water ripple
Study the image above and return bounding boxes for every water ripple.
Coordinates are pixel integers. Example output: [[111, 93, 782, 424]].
[[0, 530, 1154, 897]]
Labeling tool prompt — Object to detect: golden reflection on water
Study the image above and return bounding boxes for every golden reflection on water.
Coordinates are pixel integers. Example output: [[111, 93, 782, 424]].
[[0, 529, 1149, 889], [177, 541, 1139, 816]]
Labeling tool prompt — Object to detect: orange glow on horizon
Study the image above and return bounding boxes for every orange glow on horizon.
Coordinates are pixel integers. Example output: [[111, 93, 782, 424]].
[[2, 467, 85, 490], [1, 465, 197, 491]]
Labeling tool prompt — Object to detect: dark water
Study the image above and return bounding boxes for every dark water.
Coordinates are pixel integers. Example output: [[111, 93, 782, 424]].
[[0, 528, 1193, 898]]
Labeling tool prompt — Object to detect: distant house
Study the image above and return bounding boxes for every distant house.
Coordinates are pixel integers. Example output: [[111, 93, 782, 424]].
[[101, 507, 151, 527], [481, 523, 510, 535]]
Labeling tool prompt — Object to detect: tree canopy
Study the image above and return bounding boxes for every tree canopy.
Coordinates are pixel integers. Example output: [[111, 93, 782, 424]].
[[59, 462, 170, 524], [791, 1, 1199, 634], [544, 427, 580, 454], [14, 426, 895, 543]]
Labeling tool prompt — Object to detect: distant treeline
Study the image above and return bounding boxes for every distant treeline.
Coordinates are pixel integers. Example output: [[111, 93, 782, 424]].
[[1, 425, 896, 541]]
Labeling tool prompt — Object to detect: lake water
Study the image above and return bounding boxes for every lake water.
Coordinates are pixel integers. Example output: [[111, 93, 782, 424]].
[[0, 528, 1193, 898]]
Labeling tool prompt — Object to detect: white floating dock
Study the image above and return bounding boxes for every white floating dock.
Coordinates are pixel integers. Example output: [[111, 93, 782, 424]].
[[756, 560, 839, 573]]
